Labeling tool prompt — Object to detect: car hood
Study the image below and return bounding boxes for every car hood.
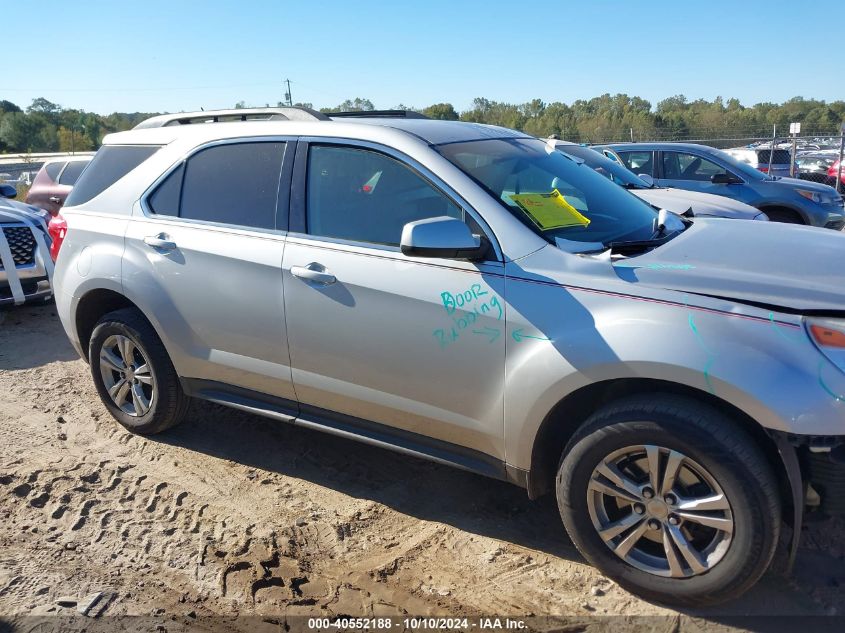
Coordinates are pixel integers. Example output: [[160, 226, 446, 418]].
[[611, 218, 845, 313], [631, 187, 762, 219], [0, 198, 48, 224], [771, 176, 837, 193]]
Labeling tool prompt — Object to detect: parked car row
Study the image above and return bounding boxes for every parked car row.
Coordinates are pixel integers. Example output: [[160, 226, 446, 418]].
[[729, 137, 845, 189], [549, 141, 768, 221], [595, 142, 844, 229]]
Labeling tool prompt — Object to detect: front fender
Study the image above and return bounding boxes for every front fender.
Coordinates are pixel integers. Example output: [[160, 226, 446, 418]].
[[503, 261, 845, 471]]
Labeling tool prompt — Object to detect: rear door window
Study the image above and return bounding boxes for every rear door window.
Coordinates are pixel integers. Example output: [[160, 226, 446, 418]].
[[617, 151, 654, 176], [149, 142, 286, 231]]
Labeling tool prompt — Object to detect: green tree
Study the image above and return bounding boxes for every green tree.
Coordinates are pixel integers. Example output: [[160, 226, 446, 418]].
[[422, 103, 459, 120], [323, 98, 374, 113], [58, 126, 94, 152]]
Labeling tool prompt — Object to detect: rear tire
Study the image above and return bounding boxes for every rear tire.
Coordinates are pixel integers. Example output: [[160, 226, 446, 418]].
[[556, 394, 781, 606], [89, 307, 189, 434]]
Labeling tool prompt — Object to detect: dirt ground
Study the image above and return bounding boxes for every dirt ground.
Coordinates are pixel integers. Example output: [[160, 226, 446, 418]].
[[1, 304, 844, 631]]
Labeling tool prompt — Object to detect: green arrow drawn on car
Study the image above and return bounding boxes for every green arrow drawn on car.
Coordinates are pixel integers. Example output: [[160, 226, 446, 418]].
[[472, 326, 501, 343], [511, 328, 551, 343]]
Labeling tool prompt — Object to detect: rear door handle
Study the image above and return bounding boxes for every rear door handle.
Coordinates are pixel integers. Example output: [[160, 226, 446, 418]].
[[48, 196, 62, 204], [143, 234, 177, 251], [291, 262, 336, 285]]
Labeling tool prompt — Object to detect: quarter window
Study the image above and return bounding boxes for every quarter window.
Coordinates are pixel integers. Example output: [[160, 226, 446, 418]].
[[306, 145, 462, 246], [149, 142, 286, 230], [66, 145, 160, 207], [45, 161, 65, 181], [662, 151, 728, 181], [58, 160, 87, 185]]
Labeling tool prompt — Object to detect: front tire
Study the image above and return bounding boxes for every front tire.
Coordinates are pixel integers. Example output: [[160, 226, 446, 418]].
[[556, 394, 781, 606], [89, 308, 189, 434]]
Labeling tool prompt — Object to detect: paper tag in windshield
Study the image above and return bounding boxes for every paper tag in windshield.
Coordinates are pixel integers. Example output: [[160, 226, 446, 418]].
[[510, 189, 591, 230]]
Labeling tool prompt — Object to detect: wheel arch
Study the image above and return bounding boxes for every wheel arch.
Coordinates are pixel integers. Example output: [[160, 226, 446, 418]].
[[74, 288, 149, 361], [526, 378, 791, 514], [755, 203, 806, 224]]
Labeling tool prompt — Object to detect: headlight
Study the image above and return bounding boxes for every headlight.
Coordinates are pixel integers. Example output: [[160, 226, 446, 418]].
[[806, 317, 845, 373], [796, 189, 841, 206]]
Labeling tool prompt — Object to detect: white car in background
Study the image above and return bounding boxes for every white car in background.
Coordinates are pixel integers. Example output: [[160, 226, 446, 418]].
[[551, 141, 768, 221]]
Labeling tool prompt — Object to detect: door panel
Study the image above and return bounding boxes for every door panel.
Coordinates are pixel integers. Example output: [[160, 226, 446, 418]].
[[283, 238, 506, 457], [123, 218, 295, 400]]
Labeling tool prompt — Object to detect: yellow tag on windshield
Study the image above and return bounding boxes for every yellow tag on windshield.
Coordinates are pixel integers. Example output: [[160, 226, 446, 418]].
[[510, 189, 591, 230]]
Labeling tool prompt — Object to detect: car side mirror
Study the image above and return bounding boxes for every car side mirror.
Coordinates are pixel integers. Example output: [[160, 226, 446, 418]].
[[638, 174, 655, 187], [711, 173, 741, 185], [400, 216, 486, 260], [0, 183, 17, 199]]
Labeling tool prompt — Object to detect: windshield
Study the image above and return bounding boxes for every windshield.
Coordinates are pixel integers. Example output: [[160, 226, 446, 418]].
[[555, 144, 649, 188], [435, 137, 659, 245]]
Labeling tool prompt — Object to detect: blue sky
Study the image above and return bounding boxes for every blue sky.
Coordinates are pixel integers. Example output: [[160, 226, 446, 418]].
[[4, 0, 843, 114]]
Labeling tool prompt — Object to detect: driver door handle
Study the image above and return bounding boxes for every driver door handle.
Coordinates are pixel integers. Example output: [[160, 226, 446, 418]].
[[291, 262, 336, 285], [143, 234, 177, 251]]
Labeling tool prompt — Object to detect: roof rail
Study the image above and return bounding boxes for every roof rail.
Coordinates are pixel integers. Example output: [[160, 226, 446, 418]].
[[326, 110, 429, 120], [133, 107, 330, 129]]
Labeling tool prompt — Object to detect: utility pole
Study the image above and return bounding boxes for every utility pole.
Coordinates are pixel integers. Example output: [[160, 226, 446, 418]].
[[837, 122, 844, 194], [789, 122, 800, 177], [284, 79, 293, 107], [767, 124, 776, 176]]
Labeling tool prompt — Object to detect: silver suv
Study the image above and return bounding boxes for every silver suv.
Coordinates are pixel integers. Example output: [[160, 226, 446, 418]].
[[53, 108, 845, 607], [0, 184, 54, 306]]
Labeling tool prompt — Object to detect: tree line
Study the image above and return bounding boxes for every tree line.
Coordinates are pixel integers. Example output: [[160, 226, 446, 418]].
[[2, 94, 844, 154], [0, 98, 157, 154]]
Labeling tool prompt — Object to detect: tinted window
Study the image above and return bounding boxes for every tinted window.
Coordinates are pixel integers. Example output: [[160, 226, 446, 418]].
[[45, 162, 64, 181], [148, 163, 183, 216], [66, 146, 159, 206], [58, 160, 88, 185], [307, 145, 461, 246], [179, 142, 285, 229], [617, 151, 654, 176], [755, 149, 791, 164], [662, 151, 727, 181]]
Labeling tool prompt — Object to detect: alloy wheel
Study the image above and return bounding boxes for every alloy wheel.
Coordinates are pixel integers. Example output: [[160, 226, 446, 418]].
[[98, 334, 155, 417], [587, 444, 734, 578]]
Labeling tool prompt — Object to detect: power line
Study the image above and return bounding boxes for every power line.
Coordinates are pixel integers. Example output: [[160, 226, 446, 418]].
[[3, 82, 282, 93]]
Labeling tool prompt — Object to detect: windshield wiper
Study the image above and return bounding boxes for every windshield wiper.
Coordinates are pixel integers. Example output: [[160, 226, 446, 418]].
[[606, 231, 679, 255]]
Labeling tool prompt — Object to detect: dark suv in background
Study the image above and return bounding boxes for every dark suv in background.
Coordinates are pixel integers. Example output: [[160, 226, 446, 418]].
[[599, 142, 845, 229]]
